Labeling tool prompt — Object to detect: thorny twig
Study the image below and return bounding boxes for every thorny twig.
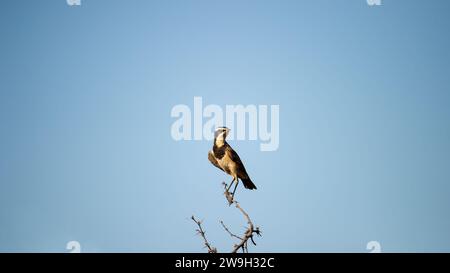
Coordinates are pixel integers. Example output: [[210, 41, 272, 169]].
[[191, 216, 217, 253], [223, 182, 262, 253], [191, 182, 262, 253], [220, 220, 243, 241], [230, 201, 261, 253]]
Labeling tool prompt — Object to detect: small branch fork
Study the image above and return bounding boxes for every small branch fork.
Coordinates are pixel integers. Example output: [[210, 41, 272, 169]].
[[191, 182, 262, 253]]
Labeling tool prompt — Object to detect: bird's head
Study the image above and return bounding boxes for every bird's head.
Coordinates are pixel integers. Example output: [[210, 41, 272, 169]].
[[214, 127, 230, 145]]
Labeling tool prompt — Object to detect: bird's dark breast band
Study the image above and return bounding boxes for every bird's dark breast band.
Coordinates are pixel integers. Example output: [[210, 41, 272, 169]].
[[213, 144, 226, 159]]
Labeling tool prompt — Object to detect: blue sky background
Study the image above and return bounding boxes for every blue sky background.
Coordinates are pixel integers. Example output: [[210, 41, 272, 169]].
[[1, 0, 450, 252]]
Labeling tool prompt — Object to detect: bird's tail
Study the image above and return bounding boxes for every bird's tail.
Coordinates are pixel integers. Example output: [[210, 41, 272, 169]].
[[241, 177, 257, 190]]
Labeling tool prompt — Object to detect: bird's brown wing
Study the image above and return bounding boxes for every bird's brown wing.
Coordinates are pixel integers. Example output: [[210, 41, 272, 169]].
[[225, 146, 250, 179], [208, 150, 224, 171], [226, 146, 257, 189]]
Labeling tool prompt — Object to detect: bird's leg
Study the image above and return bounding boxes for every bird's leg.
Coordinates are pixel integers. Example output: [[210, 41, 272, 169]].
[[226, 178, 235, 192], [231, 179, 239, 199]]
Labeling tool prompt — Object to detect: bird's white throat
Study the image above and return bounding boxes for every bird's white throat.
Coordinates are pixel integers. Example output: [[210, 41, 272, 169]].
[[214, 136, 226, 147]]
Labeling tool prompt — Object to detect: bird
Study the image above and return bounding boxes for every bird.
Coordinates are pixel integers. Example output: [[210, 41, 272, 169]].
[[208, 127, 257, 199]]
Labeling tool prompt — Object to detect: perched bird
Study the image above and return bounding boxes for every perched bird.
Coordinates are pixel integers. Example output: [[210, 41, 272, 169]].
[[208, 127, 257, 199]]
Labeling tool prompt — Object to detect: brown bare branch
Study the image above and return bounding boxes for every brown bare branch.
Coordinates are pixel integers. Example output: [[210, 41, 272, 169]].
[[191, 182, 262, 253], [222, 182, 262, 253], [230, 201, 261, 253], [191, 215, 217, 253], [220, 220, 243, 241]]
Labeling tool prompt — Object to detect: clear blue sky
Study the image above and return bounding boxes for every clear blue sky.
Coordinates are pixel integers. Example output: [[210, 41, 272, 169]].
[[1, 0, 450, 252]]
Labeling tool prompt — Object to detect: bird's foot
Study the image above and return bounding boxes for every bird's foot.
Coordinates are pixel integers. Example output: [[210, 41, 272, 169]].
[[224, 191, 233, 205], [223, 182, 235, 205], [224, 191, 234, 205]]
